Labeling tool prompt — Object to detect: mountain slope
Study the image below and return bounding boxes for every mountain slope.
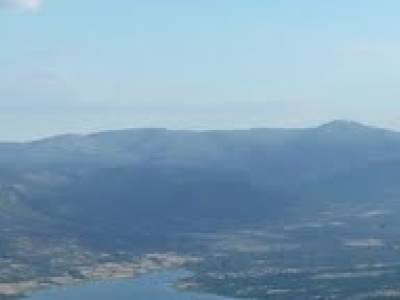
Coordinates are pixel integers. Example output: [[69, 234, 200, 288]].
[[0, 121, 400, 272]]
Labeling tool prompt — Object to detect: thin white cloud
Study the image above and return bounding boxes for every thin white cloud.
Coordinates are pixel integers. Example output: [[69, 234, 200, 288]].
[[0, 0, 43, 11]]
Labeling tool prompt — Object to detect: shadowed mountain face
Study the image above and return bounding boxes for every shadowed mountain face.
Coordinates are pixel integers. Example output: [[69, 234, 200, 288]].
[[3, 121, 400, 179], [1, 120, 400, 250]]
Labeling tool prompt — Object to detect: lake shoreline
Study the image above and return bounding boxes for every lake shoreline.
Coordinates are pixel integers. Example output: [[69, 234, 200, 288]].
[[24, 269, 234, 300], [0, 253, 198, 300]]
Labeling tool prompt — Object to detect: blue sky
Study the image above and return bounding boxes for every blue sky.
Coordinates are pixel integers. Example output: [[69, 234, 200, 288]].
[[1, 0, 400, 140]]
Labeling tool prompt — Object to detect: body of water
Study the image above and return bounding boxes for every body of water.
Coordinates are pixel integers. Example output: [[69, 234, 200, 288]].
[[27, 271, 233, 300]]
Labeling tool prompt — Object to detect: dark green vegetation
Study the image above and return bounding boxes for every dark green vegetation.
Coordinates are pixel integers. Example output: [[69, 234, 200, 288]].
[[2, 120, 400, 299]]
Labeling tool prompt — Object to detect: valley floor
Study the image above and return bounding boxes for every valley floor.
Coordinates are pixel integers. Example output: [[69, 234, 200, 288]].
[[3, 203, 400, 300]]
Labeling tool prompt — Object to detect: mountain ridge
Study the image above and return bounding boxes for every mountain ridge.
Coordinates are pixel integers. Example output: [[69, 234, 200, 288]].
[[1, 120, 397, 146]]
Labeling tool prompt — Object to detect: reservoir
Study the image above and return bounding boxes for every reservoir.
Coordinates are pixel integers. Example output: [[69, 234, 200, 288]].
[[27, 271, 233, 300]]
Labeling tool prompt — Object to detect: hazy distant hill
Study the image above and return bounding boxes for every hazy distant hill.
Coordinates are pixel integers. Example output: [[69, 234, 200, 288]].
[[3, 120, 400, 178], [1, 120, 400, 250]]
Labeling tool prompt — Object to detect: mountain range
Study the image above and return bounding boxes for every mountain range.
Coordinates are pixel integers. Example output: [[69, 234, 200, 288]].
[[1, 120, 400, 261]]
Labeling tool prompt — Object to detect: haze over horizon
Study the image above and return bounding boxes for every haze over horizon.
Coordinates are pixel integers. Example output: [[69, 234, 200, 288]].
[[2, 0, 400, 141]]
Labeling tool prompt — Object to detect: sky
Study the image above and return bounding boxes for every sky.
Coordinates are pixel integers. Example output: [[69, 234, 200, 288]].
[[1, 0, 400, 141]]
